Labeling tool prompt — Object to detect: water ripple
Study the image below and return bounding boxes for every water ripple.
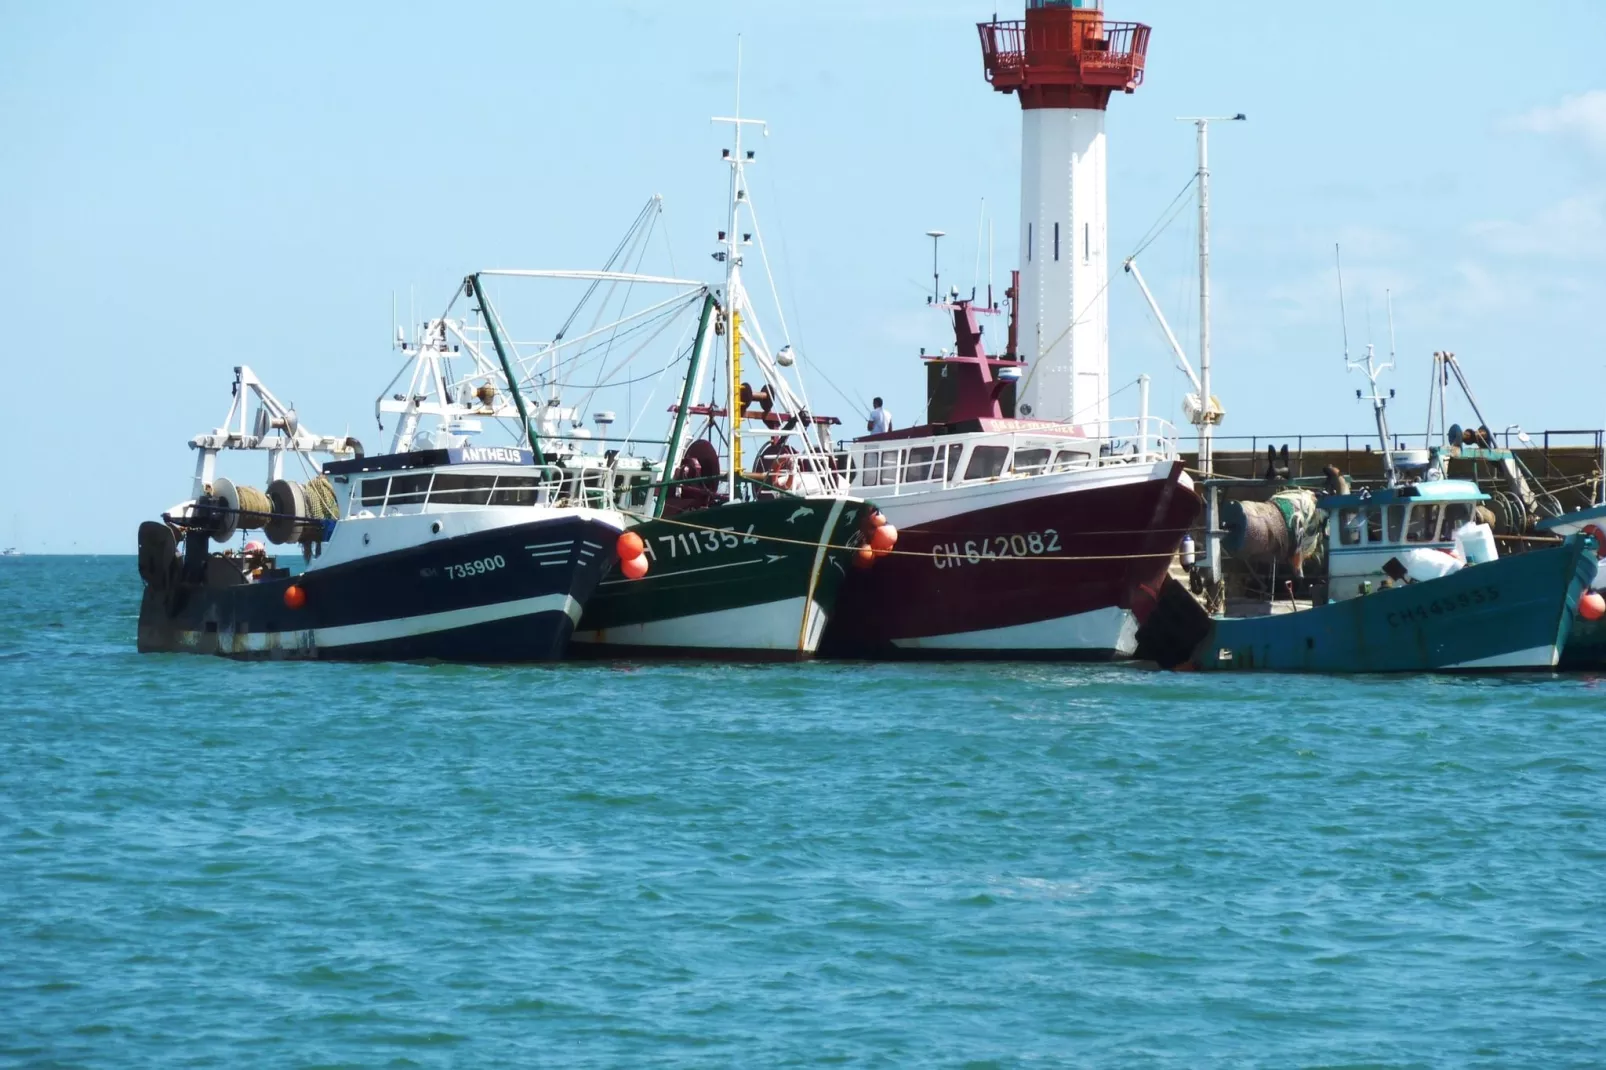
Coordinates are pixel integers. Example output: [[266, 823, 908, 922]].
[[2, 557, 1604, 1066]]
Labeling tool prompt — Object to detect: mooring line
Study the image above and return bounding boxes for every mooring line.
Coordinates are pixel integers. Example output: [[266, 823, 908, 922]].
[[619, 508, 1180, 563]]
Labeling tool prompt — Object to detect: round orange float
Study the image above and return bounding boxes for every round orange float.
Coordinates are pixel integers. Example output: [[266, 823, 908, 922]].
[[617, 530, 645, 560]]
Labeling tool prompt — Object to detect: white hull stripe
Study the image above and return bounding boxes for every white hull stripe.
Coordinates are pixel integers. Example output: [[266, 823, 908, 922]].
[[598, 557, 764, 586], [1447, 644, 1560, 670], [572, 595, 823, 652], [890, 605, 1138, 655], [799, 499, 848, 651], [179, 594, 582, 653]]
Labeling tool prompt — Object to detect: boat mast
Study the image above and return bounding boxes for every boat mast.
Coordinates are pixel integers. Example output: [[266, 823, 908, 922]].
[[713, 42, 765, 502], [469, 273, 544, 459], [1185, 114, 1243, 590], [659, 293, 718, 518]]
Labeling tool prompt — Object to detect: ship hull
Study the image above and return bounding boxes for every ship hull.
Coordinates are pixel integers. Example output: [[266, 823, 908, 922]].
[[570, 495, 865, 659], [1164, 538, 1594, 673], [1559, 615, 1606, 670], [137, 514, 618, 662], [820, 459, 1198, 659]]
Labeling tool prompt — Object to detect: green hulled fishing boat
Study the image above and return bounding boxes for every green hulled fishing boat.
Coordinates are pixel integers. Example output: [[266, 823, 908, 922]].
[[574, 495, 866, 657], [461, 107, 877, 658], [568, 106, 876, 658]]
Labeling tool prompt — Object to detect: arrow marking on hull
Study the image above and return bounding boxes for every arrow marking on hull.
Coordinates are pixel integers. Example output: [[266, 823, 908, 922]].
[[598, 557, 766, 586]]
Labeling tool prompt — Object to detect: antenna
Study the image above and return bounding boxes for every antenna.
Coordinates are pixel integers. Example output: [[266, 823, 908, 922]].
[[1334, 243, 1350, 362], [1386, 288, 1397, 366], [973, 198, 985, 301], [988, 218, 995, 309], [926, 230, 945, 304]]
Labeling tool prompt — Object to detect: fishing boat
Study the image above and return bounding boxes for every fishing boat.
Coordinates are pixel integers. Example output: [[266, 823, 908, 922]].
[[821, 293, 1196, 659], [1136, 338, 1598, 672], [136, 359, 626, 662], [1138, 487, 1597, 672], [821, 2, 1199, 659], [567, 108, 873, 658], [397, 134, 876, 659]]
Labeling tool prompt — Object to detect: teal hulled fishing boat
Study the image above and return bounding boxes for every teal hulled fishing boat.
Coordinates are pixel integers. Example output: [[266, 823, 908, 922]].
[[1151, 535, 1595, 673]]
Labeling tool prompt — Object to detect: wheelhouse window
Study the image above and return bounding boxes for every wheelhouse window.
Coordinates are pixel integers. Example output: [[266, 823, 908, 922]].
[[1011, 448, 1051, 476], [360, 478, 390, 507], [1052, 449, 1091, 471], [1338, 507, 1362, 546], [1438, 502, 1474, 540], [385, 473, 430, 505], [862, 450, 879, 487], [491, 475, 546, 507], [1365, 507, 1383, 544], [1386, 504, 1405, 542], [964, 445, 1010, 481], [902, 446, 935, 484], [878, 450, 900, 487], [429, 474, 496, 506], [1406, 504, 1441, 543]]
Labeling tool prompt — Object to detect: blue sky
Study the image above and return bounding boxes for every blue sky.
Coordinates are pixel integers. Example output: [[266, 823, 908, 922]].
[[3, 0, 1603, 552]]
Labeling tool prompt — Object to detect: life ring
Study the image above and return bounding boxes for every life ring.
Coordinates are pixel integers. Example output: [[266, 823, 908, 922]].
[[1582, 523, 1606, 559]]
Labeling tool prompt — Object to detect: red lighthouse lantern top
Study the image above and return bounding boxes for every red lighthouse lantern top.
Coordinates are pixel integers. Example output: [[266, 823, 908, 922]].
[[978, 0, 1151, 110]]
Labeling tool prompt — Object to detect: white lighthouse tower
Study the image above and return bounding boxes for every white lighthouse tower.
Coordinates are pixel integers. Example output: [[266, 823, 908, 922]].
[[978, 1, 1150, 429]]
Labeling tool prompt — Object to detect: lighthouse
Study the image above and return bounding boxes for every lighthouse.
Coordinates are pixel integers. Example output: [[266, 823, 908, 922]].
[[978, 1, 1150, 429]]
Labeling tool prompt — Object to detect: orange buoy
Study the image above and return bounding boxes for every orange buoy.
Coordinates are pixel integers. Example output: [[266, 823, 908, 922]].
[[621, 554, 650, 580], [617, 530, 645, 560], [283, 584, 306, 609], [854, 545, 876, 569], [869, 511, 888, 528], [1580, 590, 1606, 621], [870, 523, 898, 557]]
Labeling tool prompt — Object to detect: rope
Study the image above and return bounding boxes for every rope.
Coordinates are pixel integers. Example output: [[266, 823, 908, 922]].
[[233, 485, 272, 529], [305, 476, 339, 523], [621, 508, 1180, 563]]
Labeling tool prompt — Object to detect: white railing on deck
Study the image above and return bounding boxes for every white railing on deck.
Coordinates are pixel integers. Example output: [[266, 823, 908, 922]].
[[846, 415, 1179, 499]]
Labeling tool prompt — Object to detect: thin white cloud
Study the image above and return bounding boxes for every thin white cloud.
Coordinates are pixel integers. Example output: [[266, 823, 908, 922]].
[[1469, 193, 1606, 260], [1507, 90, 1606, 152]]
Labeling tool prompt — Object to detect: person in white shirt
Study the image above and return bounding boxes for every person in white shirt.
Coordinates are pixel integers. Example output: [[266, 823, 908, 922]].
[[867, 397, 892, 435]]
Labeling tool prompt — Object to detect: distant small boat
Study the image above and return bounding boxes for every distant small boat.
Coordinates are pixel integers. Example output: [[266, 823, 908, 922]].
[[0, 547, 19, 557]]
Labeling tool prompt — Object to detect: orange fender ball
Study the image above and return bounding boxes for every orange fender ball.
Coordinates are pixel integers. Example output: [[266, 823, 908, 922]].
[[283, 584, 306, 610], [870, 523, 898, 556], [1580, 590, 1606, 621], [870, 511, 888, 528], [621, 554, 650, 580], [617, 530, 645, 560], [854, 545, 877, 569]]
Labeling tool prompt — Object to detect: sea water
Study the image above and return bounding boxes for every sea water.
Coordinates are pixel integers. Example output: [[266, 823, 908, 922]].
[[3, 557, 1604, 1067]]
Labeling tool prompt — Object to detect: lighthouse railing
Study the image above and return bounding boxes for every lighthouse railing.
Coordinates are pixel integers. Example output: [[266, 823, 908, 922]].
[[978, 18, 1150, 85]]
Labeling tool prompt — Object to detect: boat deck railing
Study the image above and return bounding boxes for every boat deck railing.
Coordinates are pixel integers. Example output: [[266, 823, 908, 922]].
[[350, 463, 654, 516], [847, 415, 1179, 499]]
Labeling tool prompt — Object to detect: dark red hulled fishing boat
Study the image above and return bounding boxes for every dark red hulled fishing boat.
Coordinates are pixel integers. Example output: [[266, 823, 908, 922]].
[[821, 296, 1198, 658]]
